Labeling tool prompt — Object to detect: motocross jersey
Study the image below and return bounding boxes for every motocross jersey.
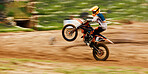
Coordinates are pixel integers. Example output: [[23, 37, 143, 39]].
[[92, 13, 107, 30]]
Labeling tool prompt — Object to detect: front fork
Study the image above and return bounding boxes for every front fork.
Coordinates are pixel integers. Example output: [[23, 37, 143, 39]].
[[90, 42, 101, 54]]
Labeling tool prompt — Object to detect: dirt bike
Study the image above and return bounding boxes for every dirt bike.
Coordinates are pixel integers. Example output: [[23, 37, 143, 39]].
[[62, 19, 114, 61]]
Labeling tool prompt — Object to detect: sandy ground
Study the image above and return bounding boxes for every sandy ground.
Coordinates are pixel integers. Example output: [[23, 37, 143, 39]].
[[0, 22, 148, 68]]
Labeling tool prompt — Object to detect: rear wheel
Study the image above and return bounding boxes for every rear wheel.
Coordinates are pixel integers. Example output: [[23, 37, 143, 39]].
[[93, 43, 109, 61], [62, 24, 78, 41]]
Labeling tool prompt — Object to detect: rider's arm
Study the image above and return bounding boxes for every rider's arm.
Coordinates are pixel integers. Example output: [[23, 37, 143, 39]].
[[91, 16, 99, 22]]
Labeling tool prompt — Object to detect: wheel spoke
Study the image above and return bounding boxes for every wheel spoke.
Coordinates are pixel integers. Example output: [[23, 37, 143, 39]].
[[93, 43, 109, 61], [62, 25, 78, 41]]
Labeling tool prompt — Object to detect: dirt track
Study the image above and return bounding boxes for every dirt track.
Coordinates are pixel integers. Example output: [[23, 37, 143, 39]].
[[0, 22, 148, 68]]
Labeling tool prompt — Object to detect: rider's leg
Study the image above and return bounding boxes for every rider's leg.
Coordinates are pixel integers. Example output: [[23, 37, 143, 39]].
[[92, 27, 105, 42]]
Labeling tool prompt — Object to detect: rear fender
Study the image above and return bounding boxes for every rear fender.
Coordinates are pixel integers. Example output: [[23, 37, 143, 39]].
[[98, 35, 114, 44], [104, 38, 114, 44]]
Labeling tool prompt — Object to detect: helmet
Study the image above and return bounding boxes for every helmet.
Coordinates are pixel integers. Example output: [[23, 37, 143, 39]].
[[89, 6, 100, 16]]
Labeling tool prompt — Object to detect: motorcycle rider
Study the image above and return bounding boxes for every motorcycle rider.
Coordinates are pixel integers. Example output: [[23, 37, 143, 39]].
[[88, 6, 107, 42]]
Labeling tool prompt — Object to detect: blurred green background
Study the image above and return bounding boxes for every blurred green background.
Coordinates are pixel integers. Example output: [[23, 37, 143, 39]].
[[5, 1, 31, 18], [0, 0, 148, 32], [36, 0, 148, 29]]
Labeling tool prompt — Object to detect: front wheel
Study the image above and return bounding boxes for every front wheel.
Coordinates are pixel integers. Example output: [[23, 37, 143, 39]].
[[62, 24, 78, 41], [93, 43, 109, 61]]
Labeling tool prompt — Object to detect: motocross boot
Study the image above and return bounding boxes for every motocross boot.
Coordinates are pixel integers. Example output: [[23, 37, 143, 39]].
[[95, 37, 105, 42]]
